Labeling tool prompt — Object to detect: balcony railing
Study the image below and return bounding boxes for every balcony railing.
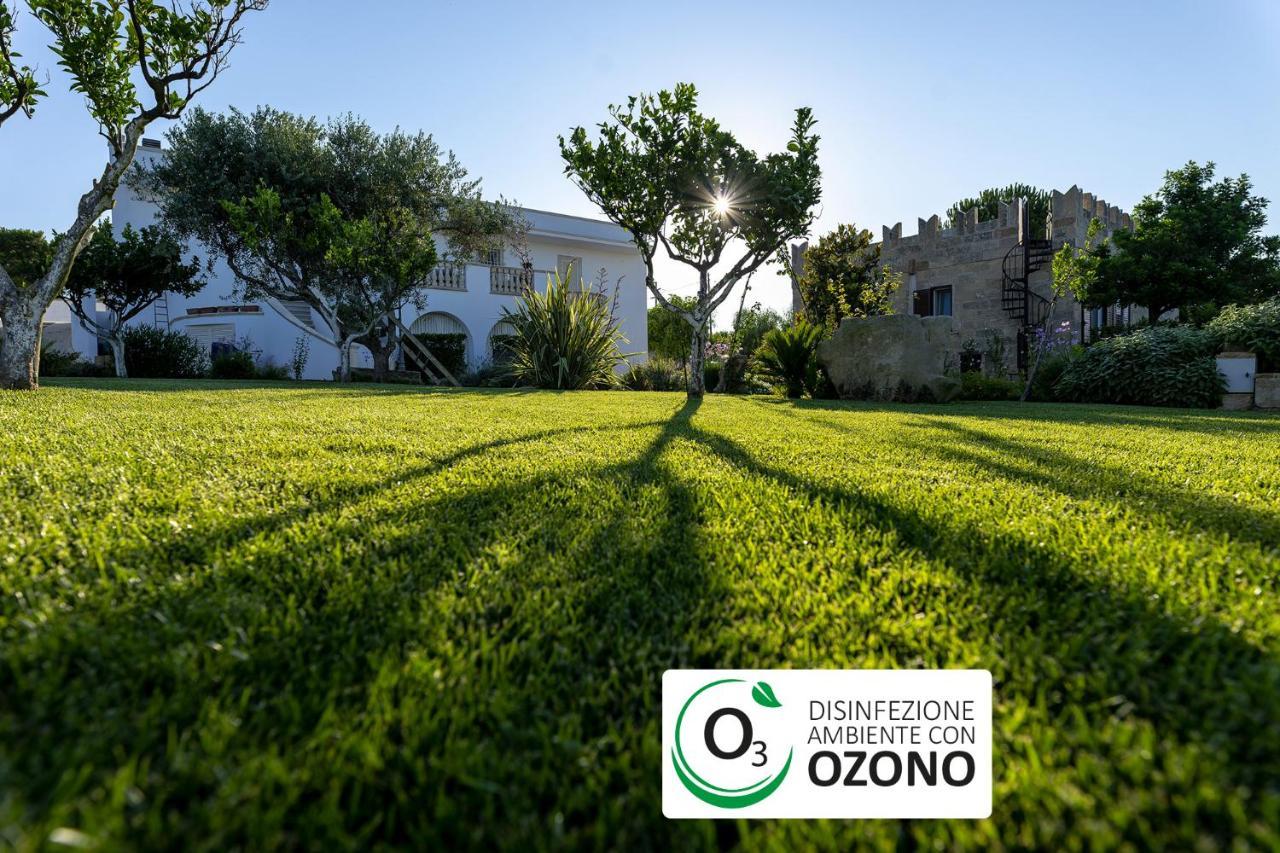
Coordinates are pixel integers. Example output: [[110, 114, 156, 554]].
[[425, 265, 466, 291], [490, 265, 550, 295]]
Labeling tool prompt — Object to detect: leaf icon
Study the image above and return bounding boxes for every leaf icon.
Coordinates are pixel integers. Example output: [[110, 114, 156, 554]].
[[751, 681, 782, 708]]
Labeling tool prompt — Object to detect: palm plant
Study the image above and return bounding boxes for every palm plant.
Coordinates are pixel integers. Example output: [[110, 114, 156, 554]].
[[755, 320, 824, 398], [502, 266, 628, 389]]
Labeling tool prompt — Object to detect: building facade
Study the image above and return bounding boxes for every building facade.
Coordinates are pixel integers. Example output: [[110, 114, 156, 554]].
[[794, 186, 1141, 374], [49, 140, 649, 380]]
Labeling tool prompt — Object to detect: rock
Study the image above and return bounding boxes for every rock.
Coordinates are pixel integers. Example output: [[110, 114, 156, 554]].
[[1255, 373, 1280, 409], [817, 314, 962, 402]]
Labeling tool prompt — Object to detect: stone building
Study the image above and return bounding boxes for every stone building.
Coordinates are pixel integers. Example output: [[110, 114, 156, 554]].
[[794, 186, 1141, 374]]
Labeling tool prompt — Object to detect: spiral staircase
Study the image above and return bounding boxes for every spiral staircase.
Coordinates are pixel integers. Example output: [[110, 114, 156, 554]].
[[1000, 238, 1055, 368]]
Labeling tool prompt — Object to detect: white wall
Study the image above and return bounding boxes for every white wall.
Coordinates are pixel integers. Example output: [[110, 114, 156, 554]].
[[81, 146, 649, 380]]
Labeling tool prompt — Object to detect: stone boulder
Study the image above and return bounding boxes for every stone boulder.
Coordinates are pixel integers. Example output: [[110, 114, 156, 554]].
[[817, 314, 961, 402]]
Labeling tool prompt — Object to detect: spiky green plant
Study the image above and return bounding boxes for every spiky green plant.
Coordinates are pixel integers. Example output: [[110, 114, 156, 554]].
[[502, 266, 628, 389], [755, 320, 824, 398]]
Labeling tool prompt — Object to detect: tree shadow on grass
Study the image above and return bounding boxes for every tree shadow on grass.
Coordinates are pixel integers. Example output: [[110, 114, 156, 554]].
[[0, 398, 727, 849], [907, 417, 1280, 551], [676, 419, 1279, 788], [749, 395, 1280, 437], [753, 398, 1280, 552]]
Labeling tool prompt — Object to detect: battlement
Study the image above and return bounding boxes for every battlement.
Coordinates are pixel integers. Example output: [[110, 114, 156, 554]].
[[880, 186, 1131, 247]]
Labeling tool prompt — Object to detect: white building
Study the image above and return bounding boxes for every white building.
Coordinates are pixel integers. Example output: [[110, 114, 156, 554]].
[[48, 139, 648, 380]]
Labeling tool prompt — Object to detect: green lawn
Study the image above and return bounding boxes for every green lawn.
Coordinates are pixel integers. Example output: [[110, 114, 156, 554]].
[[1, 381, 1277, 850]]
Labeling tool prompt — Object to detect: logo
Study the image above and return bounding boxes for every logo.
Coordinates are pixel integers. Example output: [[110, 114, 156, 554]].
[[670, 679, 792, 808], [663, 670, 992, 819]]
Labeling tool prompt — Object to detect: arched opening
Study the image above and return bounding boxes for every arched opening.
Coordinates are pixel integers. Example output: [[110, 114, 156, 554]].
[[488, 320, 517, 365], [406, 311, 470, 377]]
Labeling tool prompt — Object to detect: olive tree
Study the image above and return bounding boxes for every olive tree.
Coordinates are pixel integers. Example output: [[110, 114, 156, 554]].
[[560, 83, 822, 397], [0, 0, 268, 390], [140, 108, 514, 381]]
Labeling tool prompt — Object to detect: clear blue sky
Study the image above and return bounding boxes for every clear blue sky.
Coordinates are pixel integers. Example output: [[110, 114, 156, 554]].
[[4, 0, 1278, 323]]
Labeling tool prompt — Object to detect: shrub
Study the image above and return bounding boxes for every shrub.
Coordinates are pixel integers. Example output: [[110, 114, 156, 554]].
[[489, 334, 517, 366], [959, 371, 1020, 401], [754, 321, 823, 398], [621, 357, 685, 392], [255, 359, 291, 381], [503, 270, 626, 390], [702, 361, 722, 393], [38, 346, 109, 378], [1207, 298, 1280, 371], [1026, 347, 1082, 402], [462, 361, 516, 388], [122, 326, 208, 379], [1055, 326, 1224, 408], [290, 336, 310, 380], [414, 333, 468, 379], [210, 349, 257, 380]]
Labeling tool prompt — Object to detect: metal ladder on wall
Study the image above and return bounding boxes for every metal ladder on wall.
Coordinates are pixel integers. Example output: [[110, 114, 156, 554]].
[[153, 292, 170, 329]]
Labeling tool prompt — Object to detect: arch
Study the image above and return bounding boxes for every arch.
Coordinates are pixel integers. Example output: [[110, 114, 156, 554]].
[[488, 320, 517, 363], [410, 311, 468, 337], [406, 311, 471, 376]]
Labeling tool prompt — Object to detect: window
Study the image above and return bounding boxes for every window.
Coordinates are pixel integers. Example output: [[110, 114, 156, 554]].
[[912, 286, 952, 317], [185, 322, 235, 355], [557, 255, 583, 289], [475, 248, 503, 267]]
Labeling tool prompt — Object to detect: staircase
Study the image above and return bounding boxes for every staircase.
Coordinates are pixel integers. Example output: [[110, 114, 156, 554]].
[[1001, 239, 1055, 368], [153, 292, 170, 329]]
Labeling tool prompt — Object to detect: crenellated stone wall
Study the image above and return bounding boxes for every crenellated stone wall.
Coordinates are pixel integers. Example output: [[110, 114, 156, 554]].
[[793, 186, 1140, 376]]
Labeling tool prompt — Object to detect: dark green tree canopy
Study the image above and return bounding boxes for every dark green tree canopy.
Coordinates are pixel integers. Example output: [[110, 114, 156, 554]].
[[0, 228, 52, 288], [797, 223, 897, 334], [137, 107, 515, 377], [946, 183, 1051, 234], [64, 220, 204, 325], [1088, 161, 1280, 321]]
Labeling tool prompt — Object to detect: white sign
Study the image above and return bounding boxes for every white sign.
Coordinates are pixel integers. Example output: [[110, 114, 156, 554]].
[[662, 669, 992, 819]]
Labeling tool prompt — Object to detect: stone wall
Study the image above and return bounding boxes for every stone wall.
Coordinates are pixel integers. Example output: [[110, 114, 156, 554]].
[[793, 186, 1138, 377]]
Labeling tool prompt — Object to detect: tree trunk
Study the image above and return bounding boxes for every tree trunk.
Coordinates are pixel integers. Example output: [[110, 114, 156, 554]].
[[0, 304, 42, 390], [337, 341, 353, 383], [1146, 304, 1166, 325], [371, 344, 391, 382], [109, 334, 128, 379], [687, 324, 706, 398]]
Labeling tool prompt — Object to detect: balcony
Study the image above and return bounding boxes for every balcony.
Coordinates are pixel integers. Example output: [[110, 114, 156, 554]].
[[425, 265, 466, 291]]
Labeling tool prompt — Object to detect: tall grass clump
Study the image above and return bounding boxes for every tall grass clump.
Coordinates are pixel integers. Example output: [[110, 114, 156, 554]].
[[502, 267, 627, 389]]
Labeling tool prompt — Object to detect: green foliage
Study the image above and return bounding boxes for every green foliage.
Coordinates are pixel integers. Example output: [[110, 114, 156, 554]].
[[414, 333, 467, 378], [0, 228, 51, 288], [121, 325, 207, 379], [1055, 326, 1224, 408], [730, 302, 785, 358], [0, 5, 47, 123], [1207, 297, 1280, 371], [646, 295, 697, 363], [209, 349, 256, 380], [797, 224, 897, 334], [64, 220, 204, 324], [754, 320, 823, 398], [1091, 161, 1280, 320], [1026, 347, 1081, 402], [620, 357, 686, 391], [143, 107, 511, 356], [35, 345, 97, 377], [560, 82, 822, 395], [503, 268, 627, 389], [0, 387, 1276, 849], [945, 184, 1052, 233], [290, 335, 310, 380], [958, 372, 1021, 401]]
